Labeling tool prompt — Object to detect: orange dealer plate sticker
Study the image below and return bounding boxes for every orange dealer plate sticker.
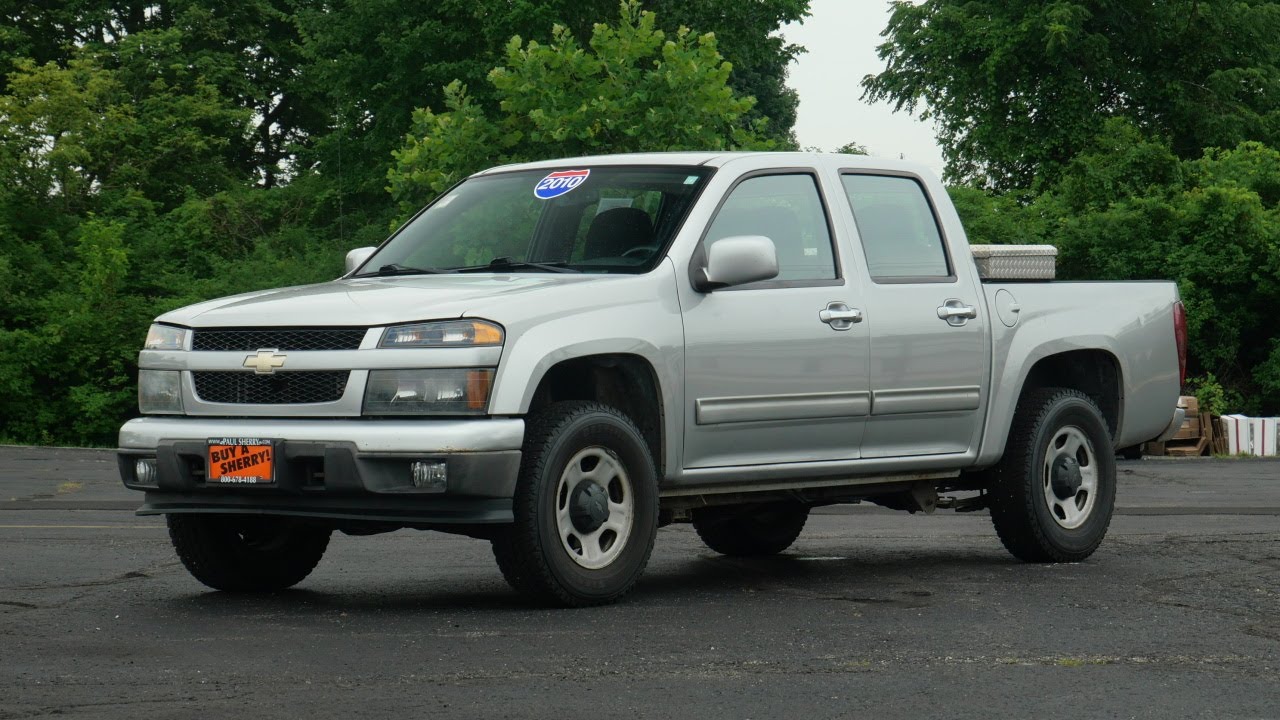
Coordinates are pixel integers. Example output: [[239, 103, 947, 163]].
[[207, 438, 276, 485]]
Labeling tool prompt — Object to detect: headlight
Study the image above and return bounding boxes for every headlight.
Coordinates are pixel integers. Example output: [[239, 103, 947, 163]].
[[144, 324, 190, 351], [380, 320, 503, 348], [363, 369, 494, 415], [138, 370, 184, 414]]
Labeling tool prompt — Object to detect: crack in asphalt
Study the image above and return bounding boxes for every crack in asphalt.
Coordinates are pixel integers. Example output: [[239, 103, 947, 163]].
[[0, 690, 253, 720]]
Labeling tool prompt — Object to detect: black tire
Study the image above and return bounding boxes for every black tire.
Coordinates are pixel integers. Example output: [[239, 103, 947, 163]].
[[692, 503, 809, 556], [491, 401, 659, 607], [989, 387, 1117, 563], [167, 514, 331, 591], [1119, 444, 1144, 460]]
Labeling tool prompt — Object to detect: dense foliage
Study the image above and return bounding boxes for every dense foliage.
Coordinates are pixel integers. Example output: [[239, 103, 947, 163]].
[[387, 2, 772, 217], [3, 0, 1277, 444], [865, 0, 1280, 191], [0, 1, 807, 445], [871, 1, 1280, 415], [950, 122, 1280, 414]]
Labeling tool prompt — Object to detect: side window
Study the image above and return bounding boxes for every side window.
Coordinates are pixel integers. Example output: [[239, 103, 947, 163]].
[[841, 174, 951, 281], [705, 174, 837, 282]]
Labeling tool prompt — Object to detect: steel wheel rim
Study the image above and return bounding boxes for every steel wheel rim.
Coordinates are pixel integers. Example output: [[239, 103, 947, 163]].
[[1042, 425, 1098, 530], [555, 446, 634, 570]]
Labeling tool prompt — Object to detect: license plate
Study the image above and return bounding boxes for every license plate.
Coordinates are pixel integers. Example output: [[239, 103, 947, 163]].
[[207, 438, 276, 485]]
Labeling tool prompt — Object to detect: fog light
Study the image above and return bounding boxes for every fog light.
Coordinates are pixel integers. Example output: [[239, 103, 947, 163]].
[[411, 461, 447, 492], [134, 458, 158, 485]]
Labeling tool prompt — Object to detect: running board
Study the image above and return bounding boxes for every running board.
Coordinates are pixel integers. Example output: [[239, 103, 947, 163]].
[[659, 470, 960, 498]]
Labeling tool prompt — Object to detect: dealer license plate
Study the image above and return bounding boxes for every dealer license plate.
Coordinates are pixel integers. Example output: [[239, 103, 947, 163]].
[[207, 437, 276, 485]]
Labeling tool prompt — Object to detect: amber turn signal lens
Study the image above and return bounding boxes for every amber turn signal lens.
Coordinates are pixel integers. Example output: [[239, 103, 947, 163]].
[[468, 321, 504, 346], [466, 369, 492, 410]]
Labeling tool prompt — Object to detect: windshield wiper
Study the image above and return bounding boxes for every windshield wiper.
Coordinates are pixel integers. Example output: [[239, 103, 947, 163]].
[[451, 257, 580, 274], [360, 263, 446, 277]]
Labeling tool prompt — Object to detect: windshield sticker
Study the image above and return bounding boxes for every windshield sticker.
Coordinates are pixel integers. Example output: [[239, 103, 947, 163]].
[[595, 197, 634, 214], [534, 169, 591, 200]]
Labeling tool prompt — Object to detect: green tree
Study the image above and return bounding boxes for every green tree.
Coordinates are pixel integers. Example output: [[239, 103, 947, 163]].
[[1046, 126, 1280, 412], [639, 0, 808, 144], [947, 187, 1048, 247], [0, 0, 809, 445], [833, 141, 868, 155], [2, 1, 328, 188], [947, 122, 1280, 413], [297, 0, 807, 204], [387, 1, 770, 217], [863, 0, 1280, 189]]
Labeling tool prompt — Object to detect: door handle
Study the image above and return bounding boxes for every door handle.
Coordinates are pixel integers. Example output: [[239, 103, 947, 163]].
[[820, 302, 863, 331], [937, 299, 978, 326]]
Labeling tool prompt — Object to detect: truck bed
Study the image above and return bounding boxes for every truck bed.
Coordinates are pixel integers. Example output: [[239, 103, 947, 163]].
[[977, 280, 1181, 464]]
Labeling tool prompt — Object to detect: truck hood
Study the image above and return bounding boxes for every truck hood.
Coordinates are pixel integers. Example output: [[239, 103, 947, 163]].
[[157, 274, 617, 327]]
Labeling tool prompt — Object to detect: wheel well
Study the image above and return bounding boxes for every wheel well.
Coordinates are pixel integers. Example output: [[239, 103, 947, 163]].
[[1020, 350, 1122, 439], [528, 354, 664, 472]]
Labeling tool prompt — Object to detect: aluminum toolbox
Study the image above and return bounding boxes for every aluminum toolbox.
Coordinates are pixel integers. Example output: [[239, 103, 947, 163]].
[[969, 244, 1057, 280]]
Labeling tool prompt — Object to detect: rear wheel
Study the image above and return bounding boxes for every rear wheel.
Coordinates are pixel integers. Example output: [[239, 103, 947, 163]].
[[692, 503, 809, 556], [989, 388, 1117, 562], [167, 514, 331, 591], [491, 401, 658, 607]]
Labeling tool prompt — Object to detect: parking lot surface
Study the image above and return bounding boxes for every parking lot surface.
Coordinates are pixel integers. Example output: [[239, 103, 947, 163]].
[[1, 447, 1277, 719]]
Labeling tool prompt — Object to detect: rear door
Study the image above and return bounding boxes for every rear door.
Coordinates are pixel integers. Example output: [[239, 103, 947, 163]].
[[837, 171, 987, 458]]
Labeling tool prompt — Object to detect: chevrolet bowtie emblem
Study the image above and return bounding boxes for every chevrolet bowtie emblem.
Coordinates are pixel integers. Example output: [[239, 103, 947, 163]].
[[243, 349, 287, 375]]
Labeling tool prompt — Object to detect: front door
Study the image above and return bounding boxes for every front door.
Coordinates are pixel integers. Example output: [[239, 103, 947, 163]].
[[680, 171, 870, 470]]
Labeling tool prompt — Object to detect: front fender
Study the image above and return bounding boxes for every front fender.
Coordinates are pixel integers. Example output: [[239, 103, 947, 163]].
[[476, 262, 686, 477]]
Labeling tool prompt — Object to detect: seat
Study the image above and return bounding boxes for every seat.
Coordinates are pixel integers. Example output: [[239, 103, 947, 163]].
[[582, 207, 654, 260]]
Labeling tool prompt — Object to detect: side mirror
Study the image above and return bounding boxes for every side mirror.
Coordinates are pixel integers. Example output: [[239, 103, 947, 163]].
[[344, 247, 376, 275], [693, 236, 779, 291]]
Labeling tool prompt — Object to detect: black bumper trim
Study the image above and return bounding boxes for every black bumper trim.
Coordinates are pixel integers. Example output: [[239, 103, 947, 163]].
[[139, 492, 513, 525], [119, 443, 520, 496]]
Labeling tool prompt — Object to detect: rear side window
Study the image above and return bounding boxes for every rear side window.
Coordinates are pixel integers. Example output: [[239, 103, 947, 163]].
[[704, 174, 837, 282], [841, 174, 951, 281]]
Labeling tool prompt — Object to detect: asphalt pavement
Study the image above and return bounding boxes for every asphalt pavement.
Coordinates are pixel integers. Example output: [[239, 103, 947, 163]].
[[1, 446, 1277, 719]]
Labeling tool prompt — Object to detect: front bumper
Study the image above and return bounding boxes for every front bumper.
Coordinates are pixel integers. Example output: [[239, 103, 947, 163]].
[[117, 417, 524, 526]]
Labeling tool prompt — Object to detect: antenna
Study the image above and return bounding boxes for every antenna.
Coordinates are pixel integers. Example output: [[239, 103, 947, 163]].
[[336, 107, 345, 243]]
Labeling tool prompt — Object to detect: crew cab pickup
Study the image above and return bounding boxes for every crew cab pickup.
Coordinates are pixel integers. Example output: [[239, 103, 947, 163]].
[[118, 152, 1186, 606]]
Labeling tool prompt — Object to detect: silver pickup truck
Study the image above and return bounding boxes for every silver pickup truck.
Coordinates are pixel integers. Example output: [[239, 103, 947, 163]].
[[118, 152, 1186, 606]]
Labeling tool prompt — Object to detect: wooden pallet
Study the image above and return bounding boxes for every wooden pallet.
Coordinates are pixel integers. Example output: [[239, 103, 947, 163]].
[[1161, 411, 1215, 457], [1210, 417, 1229, 455], [1164, 435, 1209, 456], [1143, 410, 1216, 457]]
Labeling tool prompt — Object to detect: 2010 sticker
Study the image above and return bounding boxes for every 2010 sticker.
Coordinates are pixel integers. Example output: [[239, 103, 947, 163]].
[[534, 169, 590, 200]]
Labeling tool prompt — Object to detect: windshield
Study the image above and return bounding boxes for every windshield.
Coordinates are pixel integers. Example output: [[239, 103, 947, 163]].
[[357, 165, 714, 275]]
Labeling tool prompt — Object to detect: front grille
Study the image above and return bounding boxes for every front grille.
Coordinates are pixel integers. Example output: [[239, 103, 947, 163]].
[[192, 328, 366, 352], [192, 371, 350, 404]]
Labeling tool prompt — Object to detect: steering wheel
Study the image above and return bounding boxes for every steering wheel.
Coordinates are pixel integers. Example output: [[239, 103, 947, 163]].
[[622, 245, 659, 260]]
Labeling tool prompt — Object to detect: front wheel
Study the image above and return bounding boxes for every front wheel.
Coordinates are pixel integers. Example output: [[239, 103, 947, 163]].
[[988, 388, 1117, 563], [491, 401, 659, 607], [167, 514, 332, 591]]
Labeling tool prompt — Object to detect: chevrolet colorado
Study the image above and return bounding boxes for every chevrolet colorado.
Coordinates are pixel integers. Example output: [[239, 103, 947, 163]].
[[118, 152, 1186, 606]]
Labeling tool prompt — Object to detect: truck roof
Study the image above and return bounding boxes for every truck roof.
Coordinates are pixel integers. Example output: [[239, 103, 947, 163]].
[[475, 151, 933, 176]]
